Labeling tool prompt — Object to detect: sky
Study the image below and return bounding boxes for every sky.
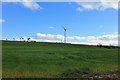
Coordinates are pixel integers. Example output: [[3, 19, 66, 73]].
[[1, 0, 119, 45]]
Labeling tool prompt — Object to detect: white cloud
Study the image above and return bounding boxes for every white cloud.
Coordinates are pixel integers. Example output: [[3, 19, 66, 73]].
[[0, 19, 5, 24], [76, 0, 119, 11], [49, 26, 55, 29], [1, 0, 42, 10], [36, 33, 64, 40], [36, 33, 118, 45], [2, 0, 119, 11], [22, 0, 42, 10]]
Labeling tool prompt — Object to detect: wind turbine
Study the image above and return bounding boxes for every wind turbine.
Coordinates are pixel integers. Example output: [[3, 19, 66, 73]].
[[62, 26, 67, 43]]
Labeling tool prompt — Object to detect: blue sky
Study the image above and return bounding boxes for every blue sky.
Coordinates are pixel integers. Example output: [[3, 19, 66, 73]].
[[1, 1, 118, 45]]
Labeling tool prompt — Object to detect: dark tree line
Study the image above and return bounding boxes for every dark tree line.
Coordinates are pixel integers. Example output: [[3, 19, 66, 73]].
[[12, 37, 31, 42], [97, 44, 118, 49]]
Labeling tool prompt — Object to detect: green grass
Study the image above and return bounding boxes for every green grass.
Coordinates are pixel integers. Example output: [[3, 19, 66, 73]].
[[2, 41, 118, 78]]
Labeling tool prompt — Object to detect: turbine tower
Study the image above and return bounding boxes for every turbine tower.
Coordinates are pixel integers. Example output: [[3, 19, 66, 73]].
[[62, 26, 67, 43]]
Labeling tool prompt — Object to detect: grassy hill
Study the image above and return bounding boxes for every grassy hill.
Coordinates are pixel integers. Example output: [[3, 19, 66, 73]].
[[2, 41, 118, 78]]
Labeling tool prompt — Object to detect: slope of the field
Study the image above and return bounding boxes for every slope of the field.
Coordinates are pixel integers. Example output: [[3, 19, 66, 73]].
[[2, 41, 118, 78]]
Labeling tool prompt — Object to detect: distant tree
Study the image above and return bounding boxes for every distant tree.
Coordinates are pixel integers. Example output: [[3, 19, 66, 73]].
[[22, 38, 24, 41], [27, 37, 31, 42], [20, 38, 22, 41], [13, 38, 15, 41], [99, 44, 102, 48], [97, 43, 102, 48]]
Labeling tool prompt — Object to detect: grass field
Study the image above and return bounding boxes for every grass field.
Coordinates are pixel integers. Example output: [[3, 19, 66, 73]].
[[2, 41, 118, 78]]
